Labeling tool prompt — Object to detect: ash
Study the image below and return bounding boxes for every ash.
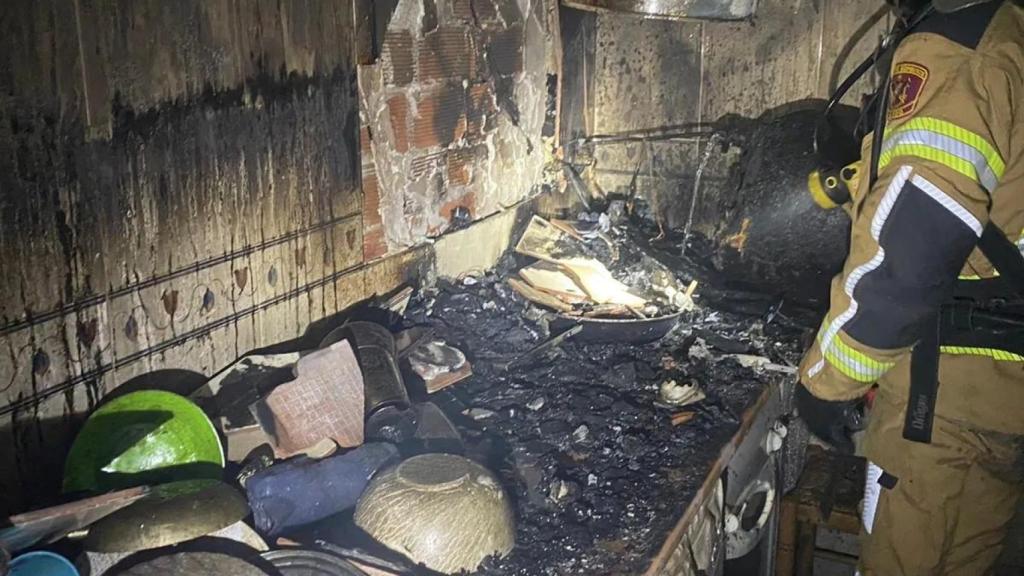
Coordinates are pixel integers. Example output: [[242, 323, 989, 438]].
[[403, 246, 805, 575]]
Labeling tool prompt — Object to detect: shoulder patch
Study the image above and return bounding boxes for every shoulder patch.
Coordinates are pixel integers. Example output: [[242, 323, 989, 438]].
[[888, 62, 930, 121]]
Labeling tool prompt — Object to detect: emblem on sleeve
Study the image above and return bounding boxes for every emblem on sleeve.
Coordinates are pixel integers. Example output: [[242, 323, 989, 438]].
[[888, 62, 929, 121]]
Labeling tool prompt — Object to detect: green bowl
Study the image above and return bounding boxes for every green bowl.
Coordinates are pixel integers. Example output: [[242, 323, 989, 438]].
[[63, 391, 224, 494]]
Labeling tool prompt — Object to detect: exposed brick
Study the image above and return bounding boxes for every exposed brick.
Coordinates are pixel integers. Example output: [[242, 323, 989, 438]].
[[363, 228, 388, 261], [432, 191, 477, 236], [410, 151, 446, 180], [360, 125, 373, 157], [387, 95, 410, 153], [418, 28, 477, 83], [452, 0, 500, 24], [362, 172, 382, 229], [363, 171, 387, 261], [382, 31, 414, 86], [485, 25, 524, 77], [452, 0, 474, 20], [466, 83, 497, 139], [447, 146, 486, 187], [411, 85, 468, 150], [474, 0, 501, 24], [447, 155, 471, 187]]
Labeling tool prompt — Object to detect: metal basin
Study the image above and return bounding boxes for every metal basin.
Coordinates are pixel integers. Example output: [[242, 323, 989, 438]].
[[562, 0, 757, 21], [550, 311, 683, 344]]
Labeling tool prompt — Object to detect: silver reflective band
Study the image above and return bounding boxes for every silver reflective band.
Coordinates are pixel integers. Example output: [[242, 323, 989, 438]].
[[880, 130, 1000, 193], [863, 461, 884, 535]]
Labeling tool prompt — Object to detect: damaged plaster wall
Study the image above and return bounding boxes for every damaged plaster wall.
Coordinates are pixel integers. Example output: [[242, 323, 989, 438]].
[[0, 0, 561, 512], [359, 0, 561, 259], [0, 0, 436, 512], [587, 0, 891, 230], [591, 14, 702, 231]]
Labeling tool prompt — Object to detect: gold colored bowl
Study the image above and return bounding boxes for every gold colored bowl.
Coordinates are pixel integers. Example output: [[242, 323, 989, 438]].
[[354, 454, 515, 574]]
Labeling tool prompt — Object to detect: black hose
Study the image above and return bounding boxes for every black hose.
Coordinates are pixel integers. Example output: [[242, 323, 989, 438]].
[[868, 4, 935, 187], [868, 72, 891, 186], [817, 3, 936, 185]]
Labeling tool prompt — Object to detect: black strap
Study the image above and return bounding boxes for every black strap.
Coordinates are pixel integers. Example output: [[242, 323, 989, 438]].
[[905, 314, 941, 443], [904, 224, 1024, 444], [977, 222, 1024, 294]]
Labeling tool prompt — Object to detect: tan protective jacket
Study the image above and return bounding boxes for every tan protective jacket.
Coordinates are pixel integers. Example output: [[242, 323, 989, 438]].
[[799, 1, 1024, 434]]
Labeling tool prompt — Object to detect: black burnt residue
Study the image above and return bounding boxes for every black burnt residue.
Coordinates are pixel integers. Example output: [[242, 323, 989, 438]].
[[432, 83, 470, 147], [422, 0, 439, 35], [708, 106, 850, 310], [403, 248, 803, 575], [0, 50, 361, 510]]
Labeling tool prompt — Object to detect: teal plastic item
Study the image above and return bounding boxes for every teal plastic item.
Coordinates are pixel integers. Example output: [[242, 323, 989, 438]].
[[10, 551, 79, 576], [63, 390, 225, 494]]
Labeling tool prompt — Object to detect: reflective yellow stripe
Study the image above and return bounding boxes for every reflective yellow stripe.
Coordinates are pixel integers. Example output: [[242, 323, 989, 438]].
[[888, 117, 1005, 176], [879, 143, 990, 188], [817, 323, 895, 383], [879, 117, 1005, 192], [940, 346, 1024, 362]]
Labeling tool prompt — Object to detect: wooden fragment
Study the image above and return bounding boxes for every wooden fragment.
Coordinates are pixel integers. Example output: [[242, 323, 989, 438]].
[[382, 286, 414, 316], [549, 219, 586, 242], [425, 361, 473, 394], [507, 277, 575, 313], [583, 304, 632, 318], [519, 261, 590, 302], [515, 215, 570, 262], [776, 499, 799, 576], [626, 305, 647, 319], [796, 521, 816, 576], [558, 257, 646, 307], [670, 411, 696, 426]]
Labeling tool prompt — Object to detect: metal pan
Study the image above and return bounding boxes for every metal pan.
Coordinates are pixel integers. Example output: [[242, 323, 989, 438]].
[[550, 311, 683, 344]]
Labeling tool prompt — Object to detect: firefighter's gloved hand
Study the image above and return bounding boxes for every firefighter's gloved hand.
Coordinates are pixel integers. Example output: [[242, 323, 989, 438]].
[[795, 383, 864, 454]]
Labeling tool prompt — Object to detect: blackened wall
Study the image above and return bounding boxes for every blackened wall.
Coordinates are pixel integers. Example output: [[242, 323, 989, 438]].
[[0, 0, 382, 511], [587, 0, 892, 232], [0, 0, 560, 513]]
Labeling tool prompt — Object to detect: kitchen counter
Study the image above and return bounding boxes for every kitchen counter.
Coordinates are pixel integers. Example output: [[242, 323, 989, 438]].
[[403, 253, 804, 575]]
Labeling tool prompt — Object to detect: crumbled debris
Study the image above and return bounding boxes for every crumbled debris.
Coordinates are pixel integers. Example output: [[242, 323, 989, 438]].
[[572, 425, 590, 444], [465, 408, 498, 421], [409, 341, 467, 380], [658, 380, 705, 407], [400, 238, 805, 575], [687, 338, 713, 362], [513, 216, 689, 318]]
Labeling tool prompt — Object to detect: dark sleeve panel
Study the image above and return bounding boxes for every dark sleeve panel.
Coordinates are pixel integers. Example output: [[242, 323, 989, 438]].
[[844, 180, 980, 349]]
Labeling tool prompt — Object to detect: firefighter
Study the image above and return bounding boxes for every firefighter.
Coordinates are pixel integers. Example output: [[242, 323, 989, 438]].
[[796, 1, 1024, 574]]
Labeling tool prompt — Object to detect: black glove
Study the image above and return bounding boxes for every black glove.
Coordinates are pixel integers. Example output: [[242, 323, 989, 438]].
[[795, 383, 865, 454]]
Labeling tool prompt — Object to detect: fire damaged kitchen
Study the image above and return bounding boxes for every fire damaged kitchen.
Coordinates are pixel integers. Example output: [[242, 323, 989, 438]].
[[3, 0, 1024, 575]]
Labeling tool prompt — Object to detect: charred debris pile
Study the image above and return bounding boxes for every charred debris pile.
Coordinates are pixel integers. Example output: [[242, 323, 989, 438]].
[[1, 213, 807, 576], [407, 215, 805, 574]]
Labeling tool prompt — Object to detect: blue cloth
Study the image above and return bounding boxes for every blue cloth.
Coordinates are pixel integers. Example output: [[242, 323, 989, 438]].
[[246, 442, 399, 535]]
